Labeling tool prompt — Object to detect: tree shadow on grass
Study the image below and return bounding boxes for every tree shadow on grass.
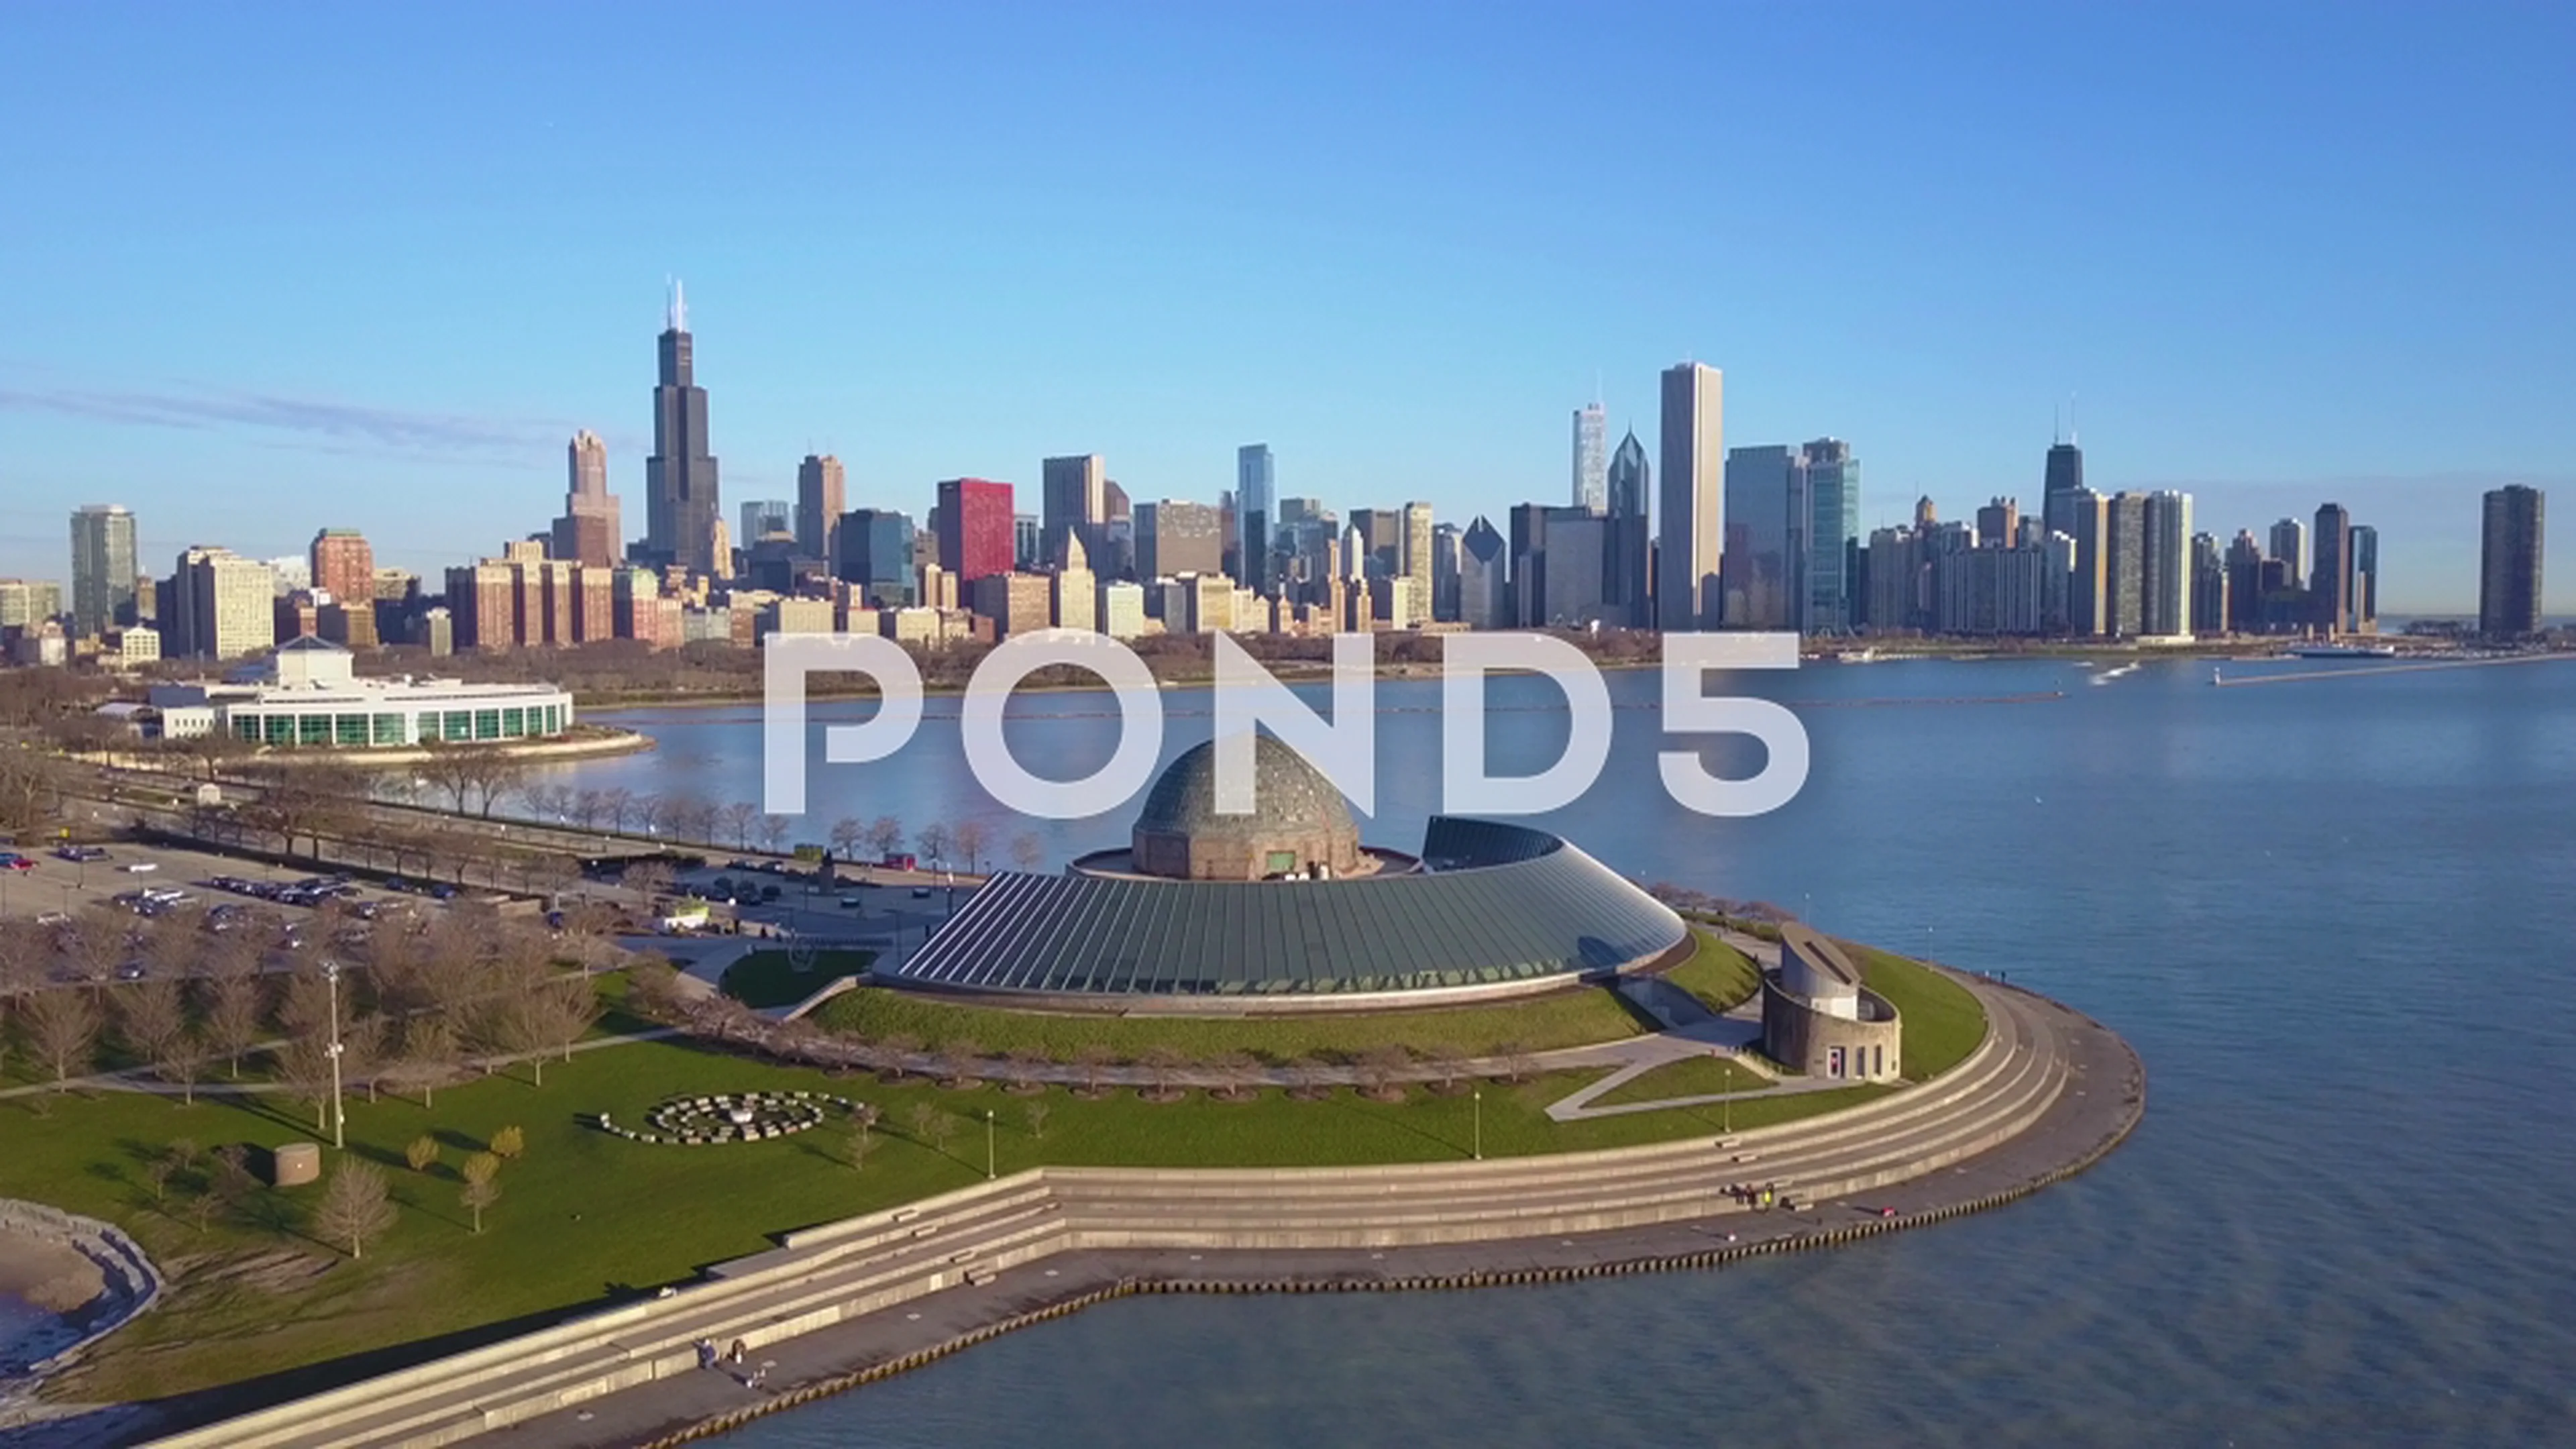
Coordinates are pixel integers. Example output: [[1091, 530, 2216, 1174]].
[[1315, 1090, 1466, 1159]]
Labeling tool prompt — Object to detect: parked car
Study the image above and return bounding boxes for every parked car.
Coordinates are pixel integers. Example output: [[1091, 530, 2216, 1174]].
[[119, 861, 158, 873], [54, 845, 109, 863], [35, 910, 70, 926], [839, 895, 864, 909], [912, 886, 934, 898], [0, 854, 36, 873]]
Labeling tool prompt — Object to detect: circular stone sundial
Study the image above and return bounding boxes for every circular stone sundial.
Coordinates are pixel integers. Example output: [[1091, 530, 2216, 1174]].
[[598, 1091, 863, 1146]]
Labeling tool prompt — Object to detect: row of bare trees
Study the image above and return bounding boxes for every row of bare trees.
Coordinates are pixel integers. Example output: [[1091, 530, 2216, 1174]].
[[0, 899, 604, 1108]]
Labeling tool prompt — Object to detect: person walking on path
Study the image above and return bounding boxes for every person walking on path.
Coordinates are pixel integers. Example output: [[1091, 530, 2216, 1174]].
[[694, 1339, 716, 1371]]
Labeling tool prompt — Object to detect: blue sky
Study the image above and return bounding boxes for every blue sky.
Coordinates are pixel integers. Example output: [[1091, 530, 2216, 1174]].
[[2, 1, 2569, 612]]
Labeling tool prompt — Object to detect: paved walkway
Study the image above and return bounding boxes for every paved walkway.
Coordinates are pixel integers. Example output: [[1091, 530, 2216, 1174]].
[[113, 967, 2144, 1449]]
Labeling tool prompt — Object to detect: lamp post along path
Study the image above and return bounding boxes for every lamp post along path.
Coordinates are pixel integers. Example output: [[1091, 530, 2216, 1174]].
[[323, 960, 347, 1150]]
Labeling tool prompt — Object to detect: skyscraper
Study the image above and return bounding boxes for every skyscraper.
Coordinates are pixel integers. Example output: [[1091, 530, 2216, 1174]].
[[2039, 434, 2087, 550], [1657, 362, 1722, 631], [1572, 402, 1607, 514], [68, 503, 138, 638], [170, 546, 276, 659], [310, 529, 374, 603], [1458, 517, 1509, 631], [2350, 525, 2379, 633], [644, 282, 722, 574], [2104, 492, 2148, 637], [1605, 429, 1651, 626], [1236, 445, 1275, 592], [835, 509, 917, 608], [1804, 439, 1860, 633], [1721, 445, 1802, 630], [1976, 498, 2020, 549], [2268, 518, 2308, 584], [1399, 502, 1435, 626], [552, 430, 623, 566], [739, 499, 794, 544], [935, 478, 1016, 587], [1042, 454, 1106, 570], [1134, 501, 1224, 580], [2225, 531, 2265, 635], [2311, 502, 2353, 635], [2139, 491, 2194, 638], [2479, 484, 2546, 639], [796, 455, 846, 562]]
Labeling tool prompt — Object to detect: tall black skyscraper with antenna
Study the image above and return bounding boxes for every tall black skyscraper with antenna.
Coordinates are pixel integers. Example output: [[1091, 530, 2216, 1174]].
[[645, 281, 722, 574], [2041, 403, 2086, 541]]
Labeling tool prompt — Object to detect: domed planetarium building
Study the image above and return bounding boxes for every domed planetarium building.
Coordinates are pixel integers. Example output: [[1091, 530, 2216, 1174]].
[[881, 735, 1688, 1012]]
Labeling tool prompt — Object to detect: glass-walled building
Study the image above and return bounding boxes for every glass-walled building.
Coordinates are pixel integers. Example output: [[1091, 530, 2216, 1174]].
[[149, 636, 576, 750]]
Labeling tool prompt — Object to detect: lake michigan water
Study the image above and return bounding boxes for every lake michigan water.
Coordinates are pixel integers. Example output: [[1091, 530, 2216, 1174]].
[[543, 655, 2576, 1446]]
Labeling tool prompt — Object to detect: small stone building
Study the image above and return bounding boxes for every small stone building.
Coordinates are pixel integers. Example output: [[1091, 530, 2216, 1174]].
[[1762, 922, 1903, 1083]]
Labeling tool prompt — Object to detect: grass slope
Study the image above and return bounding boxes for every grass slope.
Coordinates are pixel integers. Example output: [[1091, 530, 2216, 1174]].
[[718, 949, 877, 1010], [1589, 1054, 1774, 1106], [1854, 947, 1988, 1079], [808, 981, 1650, 1061], [1658, 931, 1762, 1015]]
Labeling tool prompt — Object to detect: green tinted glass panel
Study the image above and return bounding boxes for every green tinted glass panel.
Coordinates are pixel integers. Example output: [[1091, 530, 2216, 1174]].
[[473, 710, 500, 739], [298, 715, 331, 747]]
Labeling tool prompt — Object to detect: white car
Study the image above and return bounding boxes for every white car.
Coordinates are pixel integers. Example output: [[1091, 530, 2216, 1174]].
[[120, 861, 159, 873]]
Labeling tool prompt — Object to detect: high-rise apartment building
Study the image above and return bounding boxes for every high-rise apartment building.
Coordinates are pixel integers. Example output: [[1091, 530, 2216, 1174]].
[[170, 547, 277, 659], [1041, 454, 1106, 572], [796, 455, 846, 562], [2479, 484, 2546, 639], [1804, 439, 1860, 633], [2268, 518, 2308, 584], [935, 478, 1016, 587], [835, 509, 917, 608], [1572, 403, 1607, 514], [1399, 502, 1435, 626], [1458, 517, 1509, 631], [553, 430, 623, 566], [309, 529, 374, 604], [2191, 532, 2229, 637], [2311, 503, 2353, 635], [2350, 525, 2379, 633], [1721, 445, 1803, 631], [1135, 500, 1224, 581], [1976, 499, 2020, 550], [1657, 362, 1723, 630], [2225, 531, 2266, 635], [69, 504, 139, 638], [1431, 522, 1462, 623], [2139, 492, 2194, 638], [2104, 492, 2148, 637], [1605, 429, 1652, 627], [739, 499, 794, 545], [644, 282, 722, 574], [1236, 445, 1275, 593], [2065, 489, 2110, 637]]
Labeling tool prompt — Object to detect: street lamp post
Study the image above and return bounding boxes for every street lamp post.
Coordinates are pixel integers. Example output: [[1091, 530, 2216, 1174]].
[[323, 960, 347, 1149], [1472, 1088, 1483, 1161], [985, 1109, 996, 1180]]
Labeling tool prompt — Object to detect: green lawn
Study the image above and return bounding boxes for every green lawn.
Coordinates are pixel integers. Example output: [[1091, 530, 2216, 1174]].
[[1590, 1053, 1774, 1106], [808, 981, 1651, 1061], [1657, 930, 1761, 1015], [1855, 947, 1988, 1079], [719, 949, 877, 1010], [0, 1018, 1877, 1405]]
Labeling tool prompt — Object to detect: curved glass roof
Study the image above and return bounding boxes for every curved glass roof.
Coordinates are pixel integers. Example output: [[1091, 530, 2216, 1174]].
[[882, 816, 1685, 998]]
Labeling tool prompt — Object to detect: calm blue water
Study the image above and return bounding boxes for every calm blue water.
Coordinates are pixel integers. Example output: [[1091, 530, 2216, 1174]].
[[543, 655, 2576, 1446]]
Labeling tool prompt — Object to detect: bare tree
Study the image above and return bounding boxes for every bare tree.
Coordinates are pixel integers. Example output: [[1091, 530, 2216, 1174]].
[[846, 1120, 877, 1173], [757, 814, 791, 855], [315, 1159, 398, 1259], [460, 1152, 502, 1233], [1356, 1044, 1412, 1102], [600, 786, 635, 834], [908, 1102, 956, 1156], [63, 908, 130, 998], [629, 792, 667, 839], [914, 821, 953, 868], [26, 989, 101, 1091], [393, 1014, 464, 1106], [829, 816, 865, 861], [718, 800, 760, 850], [875, 1031, 924, 1078], [950, 819, 989, 873], [1022, 1098, 1051, 1140], [667, 794, 718, 846], [1497, 1041, 1540, 1086], [201, 973, 266, 1078], [1208, 1049, 1262, 1103], [570, 788, 605, 831], [417, 743, 529, 818], [114, 978, 189, 1087], [936, 1038, 986, 1088], [864, 815, 906, 861], [1071, 1043, 1116, 1097], [1010, 832, 1044, 873], [1001, 1046, 1048, 1095], [1420, 1042, 1469, 1094], [1138, 1044, 1188, 1102]]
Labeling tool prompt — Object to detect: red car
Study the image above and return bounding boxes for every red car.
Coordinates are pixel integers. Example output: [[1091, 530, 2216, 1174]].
[[0, 855, 35, 872]]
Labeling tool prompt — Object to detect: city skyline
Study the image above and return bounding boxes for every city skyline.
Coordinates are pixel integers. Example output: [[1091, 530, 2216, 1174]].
[[3, 7, 2573, 613]]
